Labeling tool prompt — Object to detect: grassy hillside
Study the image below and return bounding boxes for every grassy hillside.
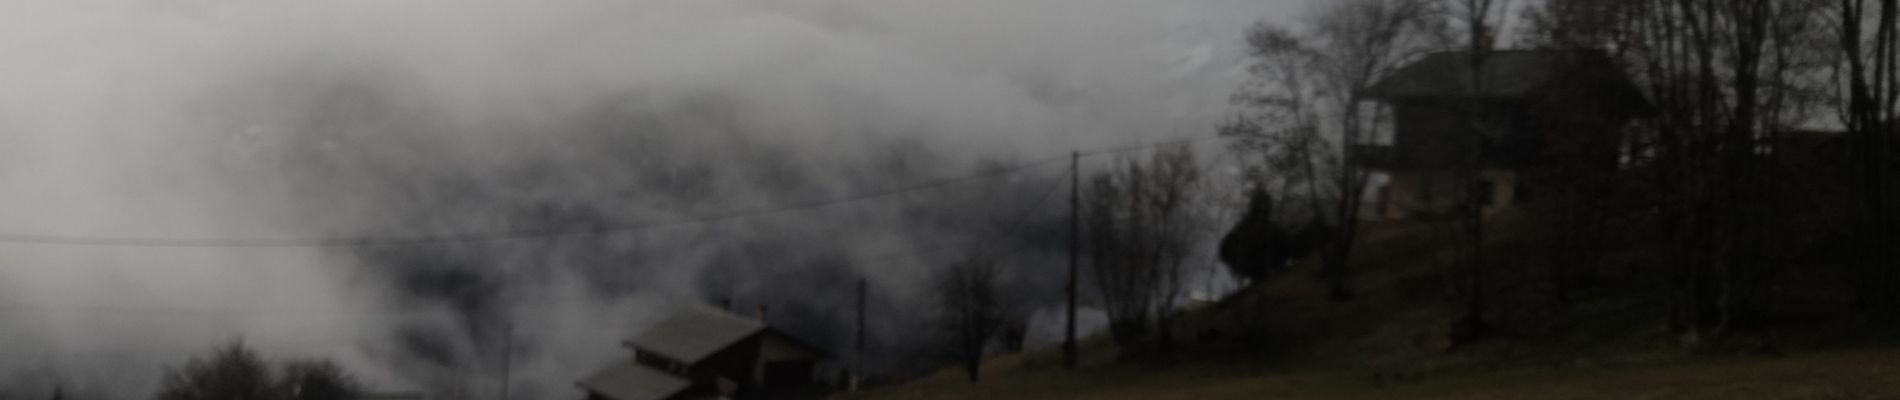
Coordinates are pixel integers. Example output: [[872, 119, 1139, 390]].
[[859, 347, 1900, 400], [857, 206, 1900, 399]]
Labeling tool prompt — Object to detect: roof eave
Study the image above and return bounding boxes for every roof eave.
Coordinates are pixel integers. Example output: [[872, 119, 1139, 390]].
[[624, 342, 697, 366], [764, 328, 835, 359], [1360, 92, 1530, 104]]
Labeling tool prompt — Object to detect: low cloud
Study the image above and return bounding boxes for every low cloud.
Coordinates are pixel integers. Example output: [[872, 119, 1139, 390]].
[[0, 0, 1294, 397]]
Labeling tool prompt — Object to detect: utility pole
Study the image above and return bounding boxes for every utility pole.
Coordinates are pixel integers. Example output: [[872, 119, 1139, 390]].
[[1063, 150, 1079, 369], [853, 278, 866, 391], [498, 319, 513, 400]]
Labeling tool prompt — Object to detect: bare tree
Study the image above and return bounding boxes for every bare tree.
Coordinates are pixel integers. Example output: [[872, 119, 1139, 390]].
[[1527, 0, 1834, 342], [933, 256, 1006, 383], [1225, 0, 1447, 301], [1440, 0, 1516, 346], [1833, 0, 1900, 311], [279, 360, 364, 400], [1083, 145, 1203, 346], [155, 341, 365, 400], [156, 342, 279, 400]]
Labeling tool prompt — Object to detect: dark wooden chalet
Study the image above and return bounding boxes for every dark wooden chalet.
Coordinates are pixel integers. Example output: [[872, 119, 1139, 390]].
[[1355, 50, 1651, 219], [579, 307, 829, 400]]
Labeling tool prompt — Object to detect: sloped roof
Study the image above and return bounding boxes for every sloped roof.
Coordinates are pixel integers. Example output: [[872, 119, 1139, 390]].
[[1363, 50, 1627, 99], [577, 361, 692, 400], [758, 326, 835, 360], [626, 307, 767, 364]]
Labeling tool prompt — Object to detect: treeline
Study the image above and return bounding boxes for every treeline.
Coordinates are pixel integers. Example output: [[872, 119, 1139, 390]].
[[922, 0, 1900, 379], [1222, 0, 1900, 347], [1526, 0, 1900, 343], [152, 342, 365, 400], [0, 342, 367, 400]]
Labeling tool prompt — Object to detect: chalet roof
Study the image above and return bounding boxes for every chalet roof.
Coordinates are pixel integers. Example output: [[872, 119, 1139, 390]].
[[577, 361, 692, 400], [357, 394, 428, 400], [1362, 50, 1629, 100], [757, 325, 835, 360], [626, 307, 767, 364]]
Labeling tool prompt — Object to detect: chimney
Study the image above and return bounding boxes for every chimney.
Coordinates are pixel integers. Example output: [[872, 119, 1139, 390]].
[[755, 305, 768, 324]]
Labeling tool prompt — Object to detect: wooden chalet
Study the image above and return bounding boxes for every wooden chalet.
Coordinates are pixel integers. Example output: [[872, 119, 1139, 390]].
[[578, 307, 830, 400], [1355, 49, 1652, 219]]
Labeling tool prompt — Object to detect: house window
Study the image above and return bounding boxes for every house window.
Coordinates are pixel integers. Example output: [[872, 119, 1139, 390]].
[[1377, 185, 1392, 217], [1471, 180, 1496, 206]]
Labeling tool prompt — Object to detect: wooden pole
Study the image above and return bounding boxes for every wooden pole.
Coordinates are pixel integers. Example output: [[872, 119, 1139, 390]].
[[1064, 150, 1079, 369], [499, 319, 512, 400], [853, 278, 866, 391]]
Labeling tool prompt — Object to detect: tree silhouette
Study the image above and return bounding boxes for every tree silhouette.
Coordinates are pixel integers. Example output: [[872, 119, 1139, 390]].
[[933, 256, 1006, 382], [1218, 187, 1290, 284], [278, 360, 362, 400], [154, 341, 364, 400]]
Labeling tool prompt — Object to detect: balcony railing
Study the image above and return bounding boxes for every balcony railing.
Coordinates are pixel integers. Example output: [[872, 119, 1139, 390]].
[[1348, 144, 1406, 170]]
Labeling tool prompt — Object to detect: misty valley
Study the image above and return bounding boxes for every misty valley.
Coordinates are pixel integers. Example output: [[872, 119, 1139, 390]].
[[2, 1, 1900, 400]]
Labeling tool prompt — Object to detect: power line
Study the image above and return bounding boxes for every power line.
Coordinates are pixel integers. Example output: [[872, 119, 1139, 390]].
[[0, 136, 1208, 317], [966, 164, 1074, 261], [0, 160, 1062, 248], [0, 134, 1214, 248], [0, 136, 1225, 382], [0, 148, 1200, 363], [0, 156, 1231, 318]]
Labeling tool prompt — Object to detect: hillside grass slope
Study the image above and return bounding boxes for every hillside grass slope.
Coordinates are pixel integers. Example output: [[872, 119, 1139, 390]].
[[861, 347, 1900, 400], [858, 206, 1900, 399]]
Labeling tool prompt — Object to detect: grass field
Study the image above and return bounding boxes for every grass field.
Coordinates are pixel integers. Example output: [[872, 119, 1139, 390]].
[[860, 347, 1900, 400], [859, 212, 1900, 400]]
